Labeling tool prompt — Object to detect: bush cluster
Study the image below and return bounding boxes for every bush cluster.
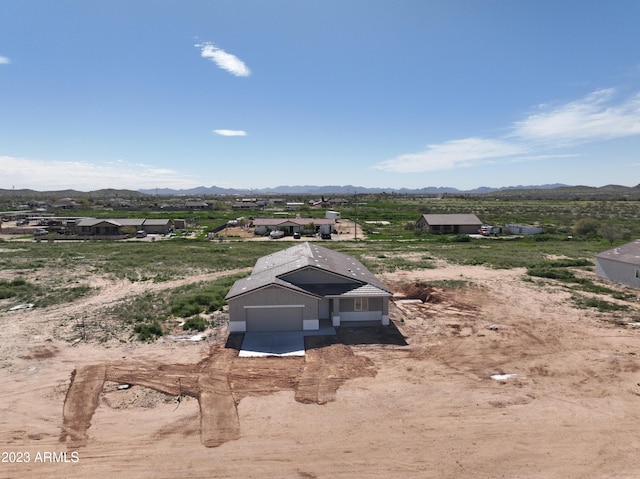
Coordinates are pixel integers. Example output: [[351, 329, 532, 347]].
[[0, 277, 34, 300], [182, 315, 207, 332]]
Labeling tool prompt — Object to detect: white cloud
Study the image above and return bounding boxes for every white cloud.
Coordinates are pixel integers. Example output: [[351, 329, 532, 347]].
[[0, 156, 200, 191], [0, 56, 10, 64], [374, 137, 525, 173], [512, 88, 640, 145], [376, 87, 640, 174], [213, 129, 247, 137], [195, 42, 251, 77]]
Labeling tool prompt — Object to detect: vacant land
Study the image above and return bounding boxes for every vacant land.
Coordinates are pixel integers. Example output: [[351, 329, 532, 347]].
[[2, 235, 640, 478]]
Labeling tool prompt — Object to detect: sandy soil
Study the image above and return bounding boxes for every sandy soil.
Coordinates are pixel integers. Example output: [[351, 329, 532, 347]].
[[2, 262, 640, 478]]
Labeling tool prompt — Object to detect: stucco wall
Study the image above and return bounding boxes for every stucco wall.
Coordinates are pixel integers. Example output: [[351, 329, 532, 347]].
[[596, 257, 640, 288], [339, 296, 384, 313]]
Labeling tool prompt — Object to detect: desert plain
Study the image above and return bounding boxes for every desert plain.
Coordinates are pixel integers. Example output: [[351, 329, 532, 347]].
[[1, 257, 640, 478]]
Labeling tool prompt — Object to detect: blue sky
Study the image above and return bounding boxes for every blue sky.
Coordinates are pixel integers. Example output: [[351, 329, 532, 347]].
[[1, 0, 640, 191]]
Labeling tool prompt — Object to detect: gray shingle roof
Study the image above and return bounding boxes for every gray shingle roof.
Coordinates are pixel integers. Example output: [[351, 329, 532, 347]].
[[225, 242, 391, 300], [419, 214, 482, 225], [595, 240, 640, 266]]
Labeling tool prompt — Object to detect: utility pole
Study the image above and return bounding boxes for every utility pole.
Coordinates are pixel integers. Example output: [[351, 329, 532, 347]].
[[354, 191, 357, 240]]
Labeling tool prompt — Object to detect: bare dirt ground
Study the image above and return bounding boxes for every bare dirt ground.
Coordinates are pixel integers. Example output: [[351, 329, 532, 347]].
[[2, 262, 640, 478]]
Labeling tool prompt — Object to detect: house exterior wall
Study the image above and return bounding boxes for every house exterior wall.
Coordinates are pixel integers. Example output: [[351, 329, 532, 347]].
[[227, 285, 319, 332], [143, 222, 171, 234], [416, 216, 428, 231], [595, 257, 640, 288], [334, 296, 387, 324], [505, 223, 543, 235]]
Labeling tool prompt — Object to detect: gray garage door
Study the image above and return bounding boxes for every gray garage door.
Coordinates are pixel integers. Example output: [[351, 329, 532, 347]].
[[246, 307, 303, 332]]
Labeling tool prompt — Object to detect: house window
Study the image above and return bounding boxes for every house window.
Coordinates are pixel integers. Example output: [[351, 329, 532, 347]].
[[354, 298, 369, 311], [636, 269, 640, 279]]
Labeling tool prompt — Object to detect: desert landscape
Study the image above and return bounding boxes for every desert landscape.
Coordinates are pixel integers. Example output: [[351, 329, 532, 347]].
[[2, 256, 640, 478]]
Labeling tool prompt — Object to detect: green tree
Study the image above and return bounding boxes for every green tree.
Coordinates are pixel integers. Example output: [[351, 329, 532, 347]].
[[572, 218, 600, 238], [600, 223, 621, 245]]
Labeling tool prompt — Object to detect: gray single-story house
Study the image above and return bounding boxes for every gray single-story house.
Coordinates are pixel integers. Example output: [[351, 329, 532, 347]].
[[225, 242, 392, 332], [595, 240, 640, 288], [416, 214, 482, 234]]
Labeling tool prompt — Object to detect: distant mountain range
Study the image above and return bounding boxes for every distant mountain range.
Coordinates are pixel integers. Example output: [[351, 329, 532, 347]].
[[3, 183, 640, 201], [138, 183, 570, 196]]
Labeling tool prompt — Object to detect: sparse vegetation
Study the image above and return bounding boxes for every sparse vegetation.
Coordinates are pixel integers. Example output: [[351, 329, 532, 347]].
[[571, 295, 629, 312], [3, 193, 640, 341]]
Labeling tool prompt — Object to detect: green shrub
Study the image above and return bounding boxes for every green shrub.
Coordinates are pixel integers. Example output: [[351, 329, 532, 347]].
[[453, 234, 471, 242], [134, 322, 164, 341], [183, 315, 207, 332], [572, 296, 629, 312]]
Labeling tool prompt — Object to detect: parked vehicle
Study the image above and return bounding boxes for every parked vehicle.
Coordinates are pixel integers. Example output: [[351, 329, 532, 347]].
[[478, 225, 499, 236], [269, 230, 284, 239], [34, 229, 48, 236], [135, 230, 147, 238]]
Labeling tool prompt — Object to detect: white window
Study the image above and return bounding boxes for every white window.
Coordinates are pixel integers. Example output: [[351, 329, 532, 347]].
[[354, 298, 369, 311]]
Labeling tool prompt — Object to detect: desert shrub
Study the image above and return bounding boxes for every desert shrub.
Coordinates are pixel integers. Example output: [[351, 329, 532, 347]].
[[532, 234, 553, 242], [526, 267, 577, 281], [453, 234, 471, 242], [573, 218, 600, 238], [572, 296, 629, 312], [541, 258, 592, 268], [183, 315, 207, 332], [134, 321, 164, 341], [0, 278, 36, 299], [36, 285, 92, 307]]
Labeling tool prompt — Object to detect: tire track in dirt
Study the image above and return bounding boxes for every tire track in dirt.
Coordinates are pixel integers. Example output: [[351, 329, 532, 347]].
[[60, 332, 381, 448]]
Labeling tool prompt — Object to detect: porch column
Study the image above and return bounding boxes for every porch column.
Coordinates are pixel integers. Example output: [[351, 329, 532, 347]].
[[332, 297, 340, 327], [381, 297, 390, 326]]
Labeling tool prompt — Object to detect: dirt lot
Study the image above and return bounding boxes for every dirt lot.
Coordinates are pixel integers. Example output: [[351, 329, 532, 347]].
[[2, 262, 640, 478]]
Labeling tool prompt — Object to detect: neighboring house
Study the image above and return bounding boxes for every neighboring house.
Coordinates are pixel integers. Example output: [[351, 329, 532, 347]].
[[225, 242, 392, 332], [416, 214, 482, 234], [143, 219, 172, 234], [595, 240, 640, 288], [75, 218, 171, 236], [76, 219, 125, 236], [184, 201, 209, 210], [253, 217, 336, 236], [52, 198, 81, 210]]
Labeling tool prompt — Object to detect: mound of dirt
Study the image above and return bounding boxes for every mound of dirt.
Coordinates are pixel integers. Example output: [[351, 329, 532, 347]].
[[392, 281, 444, 303]]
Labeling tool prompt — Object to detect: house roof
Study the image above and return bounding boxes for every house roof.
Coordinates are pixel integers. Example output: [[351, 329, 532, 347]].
[[225, 242, 391, 300], [76, 218, 169, 227], [419, 214, 482, 226], [253, 218, 335, 227], [76, 218, 123, 227], [595, 240, 640, 266], [143, 219, 171, 226]]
